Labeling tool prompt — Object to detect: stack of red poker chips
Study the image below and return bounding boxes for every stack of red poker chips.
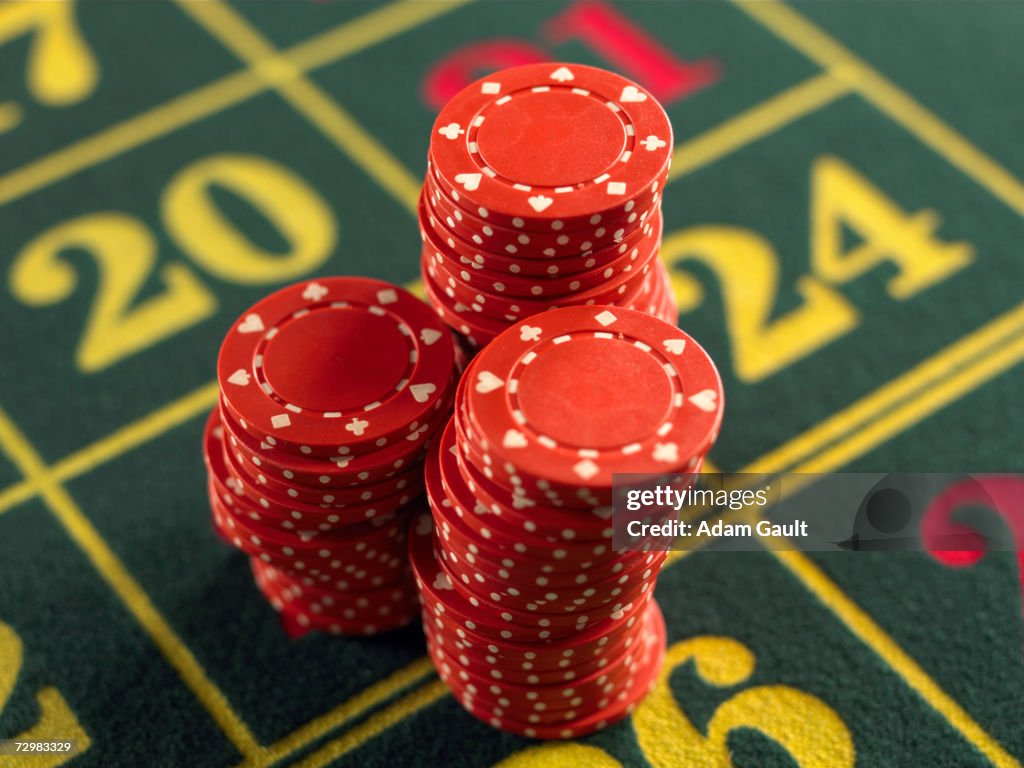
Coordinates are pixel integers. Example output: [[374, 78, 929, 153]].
[[202, 277, 457, 637], [419, 63, 678, 349], [413, 305, 724, 738]]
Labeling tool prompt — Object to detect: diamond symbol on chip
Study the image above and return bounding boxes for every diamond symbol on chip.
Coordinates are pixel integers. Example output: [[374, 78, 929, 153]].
[[595, 310, 618, 327], [271, 413, 292, 429], [606, 181, 627, 196], [438, 122, 464, 140], [302, 282, 328, 301], [573, 459, 599, 480], [481, 81, 501, 94], [345, 417, 369, 436], [652, 442, 679, 463], [376, 288, 398, 305]]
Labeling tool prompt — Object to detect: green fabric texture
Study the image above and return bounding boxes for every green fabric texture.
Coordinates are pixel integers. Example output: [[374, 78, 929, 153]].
[[0, 2, 1021, 766]]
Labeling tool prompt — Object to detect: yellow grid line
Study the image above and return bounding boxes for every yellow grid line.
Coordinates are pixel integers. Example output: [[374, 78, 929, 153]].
[[0, 0, 1020, 761], [0, 0, 468, 209], [237, 658, 436, 768], [734, 0, 1024, 218], [174, 0, 421, 215], [0, 404, 261, 759], [668, 70, 850, 180]]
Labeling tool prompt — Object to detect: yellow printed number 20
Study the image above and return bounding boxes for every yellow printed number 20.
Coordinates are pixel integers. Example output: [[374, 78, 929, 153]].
[[9, 153, 337, 373]]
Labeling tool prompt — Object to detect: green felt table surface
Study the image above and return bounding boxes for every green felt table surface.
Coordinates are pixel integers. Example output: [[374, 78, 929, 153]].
[[0, 1, 1022, 767]]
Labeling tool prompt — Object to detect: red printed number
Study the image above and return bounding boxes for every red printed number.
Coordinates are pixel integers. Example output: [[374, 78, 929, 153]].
[[422, 0, 721, 111]]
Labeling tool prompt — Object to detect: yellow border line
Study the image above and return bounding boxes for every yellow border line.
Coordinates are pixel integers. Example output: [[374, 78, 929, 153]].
[[0, 0, 466, 209], [668, 71, 850, 181], [771, 549, 1021, 768], [0, 405, 261, 759], [174, 0, 422, 214], [290, 680, 450, 768], [744, 302, 1024, 475], [237, 658, 436, 768], [734, 0, 1024, 218]]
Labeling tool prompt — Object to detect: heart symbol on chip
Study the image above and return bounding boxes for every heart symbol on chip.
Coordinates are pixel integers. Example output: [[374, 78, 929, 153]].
[[593, 506, 613, 520], [420, 328, 442, 345], [620, 85, 647, 103], [410, 383, 437, 403], [433, 572, 453, 590], [688, 389, 718, 412], [663, 339, 686, 355], [238, 314, 264, 334], [610, 608, 625, 620], [227, 369, 251, 386], [503, 429, 528, 449], [455, 172, 482, 191], [475, 371, 504, 394], [528, 195, 553, 212]]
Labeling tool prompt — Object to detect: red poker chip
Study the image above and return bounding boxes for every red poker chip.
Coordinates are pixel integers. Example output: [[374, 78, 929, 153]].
[[421, 203, 663, 301], [423, 167, 657, 263], [422, 264, 506, 348], [421, 200, 658, 288], [226, 427, 426, 508], [428, 528, 651, 630], [423, 614, 642, 687], [427, 624, 649, 714], [209, 480, 409, 590], [437, 599, 665, 739], [421, 584, 650, 669], [218, 277, 455, 457], [434, 536, 663, 620], [219, 392, 447, 489], [429, 63, 672, 230], [462, 306, 723, 497], [422, 241, 656, 323], [255, 564, 419, 637], [219, 434, 417, 522]]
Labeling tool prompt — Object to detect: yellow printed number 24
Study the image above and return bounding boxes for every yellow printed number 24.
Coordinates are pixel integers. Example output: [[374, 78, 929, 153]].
[[9, 153, 337, 373], [664, 155, 973, 382]]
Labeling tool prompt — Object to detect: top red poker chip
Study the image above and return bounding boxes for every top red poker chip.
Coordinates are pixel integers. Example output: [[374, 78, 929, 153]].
[[218, 277, 455, 457], [430, 63, 672, 231], [462, 306, 723, 492]]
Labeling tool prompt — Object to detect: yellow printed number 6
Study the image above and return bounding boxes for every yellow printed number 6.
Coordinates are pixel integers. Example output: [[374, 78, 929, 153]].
[[494, 636, 853, 768]]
